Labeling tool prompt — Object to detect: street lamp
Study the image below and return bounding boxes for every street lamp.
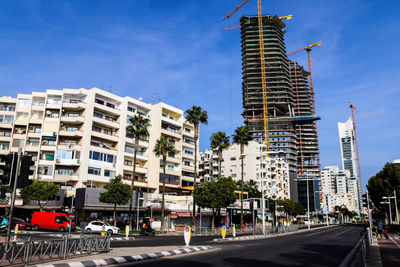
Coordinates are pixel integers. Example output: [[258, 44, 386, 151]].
[[136, 194, 144, 231], [380, 201, 392, 224], [382, 190, 399, 224]]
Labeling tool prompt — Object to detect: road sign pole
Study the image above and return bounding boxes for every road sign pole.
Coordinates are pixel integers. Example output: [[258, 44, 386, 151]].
[[6, 149, 21, 246]]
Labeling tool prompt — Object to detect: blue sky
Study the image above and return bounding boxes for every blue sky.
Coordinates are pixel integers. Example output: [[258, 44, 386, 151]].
[[0, 0, 399, 189]]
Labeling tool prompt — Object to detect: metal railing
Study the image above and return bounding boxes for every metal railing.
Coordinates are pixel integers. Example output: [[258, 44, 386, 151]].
[[193, 224, 299, 236], [0, 232, 110, 266], [338, 228, 370, 267]]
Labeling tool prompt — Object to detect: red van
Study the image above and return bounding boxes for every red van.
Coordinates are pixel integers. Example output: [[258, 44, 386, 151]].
[[31, 212, 76, 232]]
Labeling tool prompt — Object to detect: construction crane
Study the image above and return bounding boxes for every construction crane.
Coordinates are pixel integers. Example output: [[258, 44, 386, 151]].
[[222, 0, 271, 152], [287, 41, 322, 115], [224, 14, 292, 31], [349, 102, 363, 196]]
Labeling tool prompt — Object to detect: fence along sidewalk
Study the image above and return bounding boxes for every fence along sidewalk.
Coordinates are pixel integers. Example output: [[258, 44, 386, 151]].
[[0, 232, 111, 266]]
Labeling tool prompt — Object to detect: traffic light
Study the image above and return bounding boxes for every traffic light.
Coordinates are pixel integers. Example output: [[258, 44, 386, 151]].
[[362, 193, 373, 208], [17, 155, 34, 188], [0, 153, 17, 186], [250, 201, 254, 211]]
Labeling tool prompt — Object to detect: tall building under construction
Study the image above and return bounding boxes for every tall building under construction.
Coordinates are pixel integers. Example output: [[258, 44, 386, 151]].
[[240, 15, 321, 209], [240, 15, 298, 199], [289, 61, 321, 211]]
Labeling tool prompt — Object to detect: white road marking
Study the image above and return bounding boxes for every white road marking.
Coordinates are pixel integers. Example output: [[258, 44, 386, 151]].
[[333, 228, 353, 237]]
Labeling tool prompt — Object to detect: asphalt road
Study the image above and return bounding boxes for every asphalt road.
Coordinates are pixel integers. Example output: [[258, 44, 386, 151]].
[[114, 225, 364, 267]]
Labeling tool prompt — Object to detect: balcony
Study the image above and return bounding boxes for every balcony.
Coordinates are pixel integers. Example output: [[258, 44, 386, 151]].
[[62, 101, 85, 110], [92, 116, 119, 129], [0, 135, 11, 142], [55, 158, 80, 166], [161, 128, 181, 139], [40, 145, 56, 151], [94, 103, 120, 116], [92, 130, 119, 142], [161, 115, 182, 128], [166, 155, 181, 164], [58, 144, 82, 151], [27, 132, 41, 138], [60, 116, 84, 124], [59, 129, 83, 137], [124, 151, 148, 161], [53, 174, 79, 182], [123, 164, 147, 174]]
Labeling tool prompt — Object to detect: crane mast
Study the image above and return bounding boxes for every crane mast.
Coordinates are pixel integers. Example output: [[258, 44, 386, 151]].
[[256, 0, 270, 154], [349, 102, 363, 195]]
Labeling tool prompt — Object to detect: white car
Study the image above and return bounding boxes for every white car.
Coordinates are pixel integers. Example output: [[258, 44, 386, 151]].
[[85, 221, 120, 235]]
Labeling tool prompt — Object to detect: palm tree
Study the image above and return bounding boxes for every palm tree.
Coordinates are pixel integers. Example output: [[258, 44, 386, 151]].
[[153, 135, 175, 231], [126, 114, 151, 230], [232, 126, 252, 231], [210, 131, 230, 178], [185, 106, 208, 229]]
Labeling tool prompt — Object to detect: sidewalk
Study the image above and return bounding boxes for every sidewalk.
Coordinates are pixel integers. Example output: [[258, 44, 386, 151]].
[[35, 245, 214, 267], [378, 231, 400, 266]]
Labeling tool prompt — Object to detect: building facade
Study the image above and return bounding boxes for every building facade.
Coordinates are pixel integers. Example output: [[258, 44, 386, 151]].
[[338, 118, 361, 214], [320, 166, 357, 213], [0, 88, 197, 200], [240, 15, 297, 201], [198, 141, 290, 200]]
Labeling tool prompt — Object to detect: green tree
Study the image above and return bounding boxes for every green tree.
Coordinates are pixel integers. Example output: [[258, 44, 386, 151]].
[[210, 131, 230, 178], [232, 126, 252, 231], [367, 162, 400, 219], [194, 177, 236, 229], [185, 106, 208, 229], [99, 175, 130, 226], [153, 135, 175, 231], [126, 114, 151, 230], [20, 180, 59, 211]]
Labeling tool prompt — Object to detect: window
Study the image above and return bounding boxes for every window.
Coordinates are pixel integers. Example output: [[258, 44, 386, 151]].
[[104, 170, 116, 177], [127, 106, 135, 113], [88, 167, 101, 175], [65, 140, 77, 146], [89, 151, 115, 163], [91, 140, 100, 147], [90, 151, 101, 160], [185, 128, 191, 133], [68, 112, 79, 117], [124, 159, 133, 166], [92, 126, 101, 132], [66, 126, 78, 131], [17, 99, 31, 107], [95, 99, 104, 105], [106, 103, 115, 108], [56, 150, 73, 159], [184, 149, 194, 155], [0, 142, 9, 150], [125, 145, 134, 154], [93, 112, 102, 118], [57, 169, 74, 176]]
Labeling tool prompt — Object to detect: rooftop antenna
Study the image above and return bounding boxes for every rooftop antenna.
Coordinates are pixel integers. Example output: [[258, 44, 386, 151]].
[[108, 85, 112, 93]]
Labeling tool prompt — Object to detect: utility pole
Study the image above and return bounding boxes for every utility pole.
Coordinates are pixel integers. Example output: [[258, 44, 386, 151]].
[[6, 149, 21, 245], [394, 189, 399, 224]]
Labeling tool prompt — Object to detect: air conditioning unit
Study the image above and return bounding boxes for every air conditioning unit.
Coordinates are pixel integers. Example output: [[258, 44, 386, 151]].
[[56, 159, 61, 163], [52, 132, 57, 136]]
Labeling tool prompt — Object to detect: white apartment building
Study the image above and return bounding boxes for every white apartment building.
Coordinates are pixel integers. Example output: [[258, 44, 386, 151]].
[[320, 166, 356, 212], [338, 118, 361, 214], [0, 88, 197, 197], [199, 141, 290, 200]]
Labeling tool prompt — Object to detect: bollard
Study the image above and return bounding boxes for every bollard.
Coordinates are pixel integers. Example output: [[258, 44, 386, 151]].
[[13, 224, 19, 241], [184, 225, 191, 247], [221, 225, 226, 239], [125, 225, 129, 238], [232, 224, 236, 237], [101, 225, 106, 237]]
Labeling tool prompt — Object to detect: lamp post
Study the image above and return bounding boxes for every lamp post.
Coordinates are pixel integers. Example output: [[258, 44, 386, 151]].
[[383, 190, 399, 224], [136, 193, 144, 231], [380, 201, 392, 224]]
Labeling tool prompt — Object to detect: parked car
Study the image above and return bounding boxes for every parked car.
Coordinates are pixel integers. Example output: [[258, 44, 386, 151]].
[[30, 211, 76, 232], [11, 218, 31, 230], [85, 221, 120, 235]]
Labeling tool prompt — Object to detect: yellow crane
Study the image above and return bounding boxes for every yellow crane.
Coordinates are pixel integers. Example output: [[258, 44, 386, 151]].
[[222, 0, 290, 154]]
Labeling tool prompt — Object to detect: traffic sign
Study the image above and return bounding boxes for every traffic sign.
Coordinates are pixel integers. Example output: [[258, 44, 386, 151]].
[[149, 217, 154, 223], [221, 225, 226, 239]]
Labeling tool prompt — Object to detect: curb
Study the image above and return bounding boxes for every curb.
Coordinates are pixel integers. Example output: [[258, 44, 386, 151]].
[[35, 245, 213, 267], [213, 234, 274, 242]]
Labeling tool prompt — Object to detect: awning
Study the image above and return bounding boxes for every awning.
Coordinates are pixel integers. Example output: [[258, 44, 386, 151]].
[[42, 136, 56, 140]]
